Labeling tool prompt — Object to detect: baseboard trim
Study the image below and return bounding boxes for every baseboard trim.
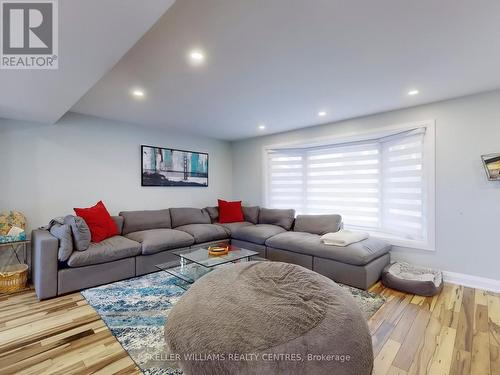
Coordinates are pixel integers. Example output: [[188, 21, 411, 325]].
[[442, 271, 500, 293]]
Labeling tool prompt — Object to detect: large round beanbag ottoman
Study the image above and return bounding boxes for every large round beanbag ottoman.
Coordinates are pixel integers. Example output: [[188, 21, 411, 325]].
[[382, 262, 443, 296], [164, 261, 373, 375]]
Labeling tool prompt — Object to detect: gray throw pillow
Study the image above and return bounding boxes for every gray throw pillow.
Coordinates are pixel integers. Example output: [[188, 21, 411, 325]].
[[170, 208, 212, 227], [49, 223, 74, 262], [258, 208, 295, 230], [64, 215, 91, 251], [293, 214, 342, 235], [242, 206, 260, 224], [118, 209, 170, 235], [204, 207, 219, 223]]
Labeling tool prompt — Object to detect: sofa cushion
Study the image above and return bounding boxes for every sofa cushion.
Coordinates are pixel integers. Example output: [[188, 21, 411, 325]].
[[175, 224, 229, 244], [125, 229, 194, 255], [67, 236, 141, 267], [204, 206, 219, 223], [170, 208, 211, 228], [119, 209, 171, 235], [258, 208, 295, 230], [49, 223, 73, 262], [74, 201, 118, 242], [242, 206, 260, 224], [293, 214, 342, 235], [63, 215, 91, 251], [215, 221, 254, 236], [111, 216, 124, 235], [265, 231, 391, 266], [231, 224, 286, 245], [205, 206, 260, 225], [218, 199, 244, 223]]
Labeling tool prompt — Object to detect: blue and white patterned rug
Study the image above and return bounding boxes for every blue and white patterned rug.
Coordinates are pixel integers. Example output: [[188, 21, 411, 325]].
[[82, 271, 385, 374], [82, 272, 184, 374]]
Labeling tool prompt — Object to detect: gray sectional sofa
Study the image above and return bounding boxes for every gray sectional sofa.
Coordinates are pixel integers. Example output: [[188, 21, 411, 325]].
[[31, 206, 391, 300]]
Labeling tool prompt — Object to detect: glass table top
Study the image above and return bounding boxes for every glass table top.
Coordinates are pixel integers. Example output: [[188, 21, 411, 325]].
[[172, 246, 259, 268], [155, 260, 212, 284], [155, 246, 260, 289]]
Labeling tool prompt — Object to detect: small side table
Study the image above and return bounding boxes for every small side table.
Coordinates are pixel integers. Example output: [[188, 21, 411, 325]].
[[0, 239, 31, 295], [0, 239, 31, 273]]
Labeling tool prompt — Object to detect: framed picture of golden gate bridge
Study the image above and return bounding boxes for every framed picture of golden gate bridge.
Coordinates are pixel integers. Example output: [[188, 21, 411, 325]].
[[141, 145, 209, 187]]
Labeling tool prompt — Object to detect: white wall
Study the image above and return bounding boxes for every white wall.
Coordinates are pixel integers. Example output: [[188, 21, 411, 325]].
[[0, 112, 233, 230], [2, 91, 500, 282], [231, 90, 500, 281]]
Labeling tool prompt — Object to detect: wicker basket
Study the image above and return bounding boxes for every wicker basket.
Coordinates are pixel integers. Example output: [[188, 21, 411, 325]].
[[0, 264, 28, 293]]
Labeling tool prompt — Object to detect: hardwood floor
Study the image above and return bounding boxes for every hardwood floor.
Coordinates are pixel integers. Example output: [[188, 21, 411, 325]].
[[0, 282, 498, 374], [368, 282, 500, 375], [0, 289, 140, 374]]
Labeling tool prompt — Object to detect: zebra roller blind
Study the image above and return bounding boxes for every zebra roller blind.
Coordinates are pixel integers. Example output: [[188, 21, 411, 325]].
[[266, 128, 426, 240]]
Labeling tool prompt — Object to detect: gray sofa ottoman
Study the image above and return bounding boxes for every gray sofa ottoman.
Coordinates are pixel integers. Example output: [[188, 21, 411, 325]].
[[266, 232, 390, 266], [165, 261, 373, 375], [265, 214, 391, 290]]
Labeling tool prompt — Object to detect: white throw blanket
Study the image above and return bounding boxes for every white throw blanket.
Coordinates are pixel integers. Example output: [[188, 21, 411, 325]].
[[320, 230, 369, 247]]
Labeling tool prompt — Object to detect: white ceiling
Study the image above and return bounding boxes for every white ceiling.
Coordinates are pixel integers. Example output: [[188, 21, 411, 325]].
[[72, 0, 500, 140], [4, 1, 500, 140], [0, 0, 175, 124]]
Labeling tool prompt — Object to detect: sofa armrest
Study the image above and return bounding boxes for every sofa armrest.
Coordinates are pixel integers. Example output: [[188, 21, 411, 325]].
[[31, 229, 59, 300]]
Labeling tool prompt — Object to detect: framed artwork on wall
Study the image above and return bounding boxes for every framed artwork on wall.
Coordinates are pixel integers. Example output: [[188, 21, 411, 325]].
[[141, 145, 209, 187], [481, 153, 500, 181]]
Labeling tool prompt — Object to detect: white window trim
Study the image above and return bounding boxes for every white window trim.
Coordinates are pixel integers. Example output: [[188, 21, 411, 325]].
[[262, 119, 436, 251]]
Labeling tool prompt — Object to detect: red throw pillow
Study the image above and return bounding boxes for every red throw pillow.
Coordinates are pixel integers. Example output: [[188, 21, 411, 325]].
[[218, 199, 244, 223], [74, 201, 118, 242]]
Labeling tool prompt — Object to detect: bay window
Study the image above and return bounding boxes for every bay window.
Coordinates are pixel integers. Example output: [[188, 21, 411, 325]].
[[265, 122, 434, 249]]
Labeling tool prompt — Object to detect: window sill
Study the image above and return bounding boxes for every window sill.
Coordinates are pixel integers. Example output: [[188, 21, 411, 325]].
[[368, 232, 435, 251], [343, 225, 435, 251]]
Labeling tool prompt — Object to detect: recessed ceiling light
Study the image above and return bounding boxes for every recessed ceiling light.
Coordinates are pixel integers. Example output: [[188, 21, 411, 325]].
[[188, 49, 205, 65], [258, 124, 266, 130], [408, 89, 419, 96], [318, 111, 327, 117], [132, 89, 145, 98]]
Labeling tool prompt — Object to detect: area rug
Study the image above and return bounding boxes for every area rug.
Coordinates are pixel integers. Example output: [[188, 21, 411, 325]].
[[82, 271, 385, 375]]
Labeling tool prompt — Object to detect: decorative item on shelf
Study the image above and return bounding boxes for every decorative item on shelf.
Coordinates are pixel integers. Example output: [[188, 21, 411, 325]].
[[0, 210, 27, 243], [0, 264, 28, 293], [481, 153, 500, 181], [208, 244, 230, 256]]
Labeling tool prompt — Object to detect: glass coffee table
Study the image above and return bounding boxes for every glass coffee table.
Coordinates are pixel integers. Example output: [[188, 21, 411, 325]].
[[155, 245, 259, 290]]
